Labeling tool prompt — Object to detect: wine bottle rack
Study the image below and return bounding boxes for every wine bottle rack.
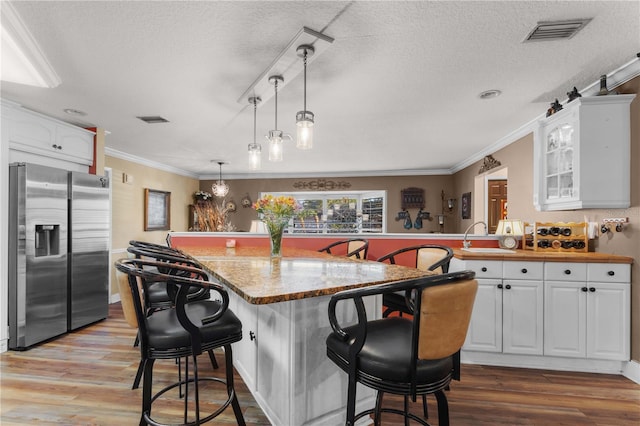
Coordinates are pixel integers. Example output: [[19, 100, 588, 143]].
[[524, 222, 588, 252]]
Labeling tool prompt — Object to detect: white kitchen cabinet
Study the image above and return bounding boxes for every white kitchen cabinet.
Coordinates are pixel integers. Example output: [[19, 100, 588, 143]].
[[544, 263, 629, 361], [453, 259, 543, 355], [533, 94, 635, 211], [502, 279, 543, 355], [464, 278, 502, 352], [2, 100, 94, 167]]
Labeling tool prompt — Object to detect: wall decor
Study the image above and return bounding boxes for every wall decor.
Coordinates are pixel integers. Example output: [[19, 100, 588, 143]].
[[567, 86, 582, 102], [293, 179, 351, 191], [144, 188, 171, 231], [401, 187, 424, 210], [241, 193, 253, 208], [546, 98, 563, 117], [461, 192, 472, 219], [478, 155, 501, 174]]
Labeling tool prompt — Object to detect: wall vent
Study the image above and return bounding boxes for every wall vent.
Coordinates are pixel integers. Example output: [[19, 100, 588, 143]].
[[524, 19, 591, 42], [136, 116, 169, 124]]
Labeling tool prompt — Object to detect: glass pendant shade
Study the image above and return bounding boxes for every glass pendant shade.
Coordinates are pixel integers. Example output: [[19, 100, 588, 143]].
[[268, 130, 284, 162], [212, 161, 230, 197], [296, 111, 314, 150], [211, 180, 229, 197], [248, 142, 262, 170]]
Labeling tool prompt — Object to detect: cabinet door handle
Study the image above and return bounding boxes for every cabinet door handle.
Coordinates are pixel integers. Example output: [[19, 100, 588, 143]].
[[505, 284, 511, 290], [581, 287, 588, 292], [564, 269, 571, 275], [589, 287, 596, 292], [249, 331, 256, 341], [481, 267, 487, 272], [521, 268, 528, 274], [497, 284, 503, 289], [607, 271, 615, 276]]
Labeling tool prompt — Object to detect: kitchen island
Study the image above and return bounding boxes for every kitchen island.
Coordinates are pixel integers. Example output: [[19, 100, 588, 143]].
[[175, 245, 432, 426]]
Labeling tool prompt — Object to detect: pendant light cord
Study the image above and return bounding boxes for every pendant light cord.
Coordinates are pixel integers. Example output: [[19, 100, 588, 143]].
[[303, 49, 308, 112], [274, 79, 278, 129], [253, 98, 257, 144]]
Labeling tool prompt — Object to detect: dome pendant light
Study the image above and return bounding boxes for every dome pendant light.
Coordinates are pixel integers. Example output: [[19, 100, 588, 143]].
[[247, 96, 262, 170], [296, 44, 315, 150], [211, 161, 229, 198], [267, 75, 291, 162]]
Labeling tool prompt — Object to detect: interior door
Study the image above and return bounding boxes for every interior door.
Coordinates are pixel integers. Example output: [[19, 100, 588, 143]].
[[487, 179, 507, 233]]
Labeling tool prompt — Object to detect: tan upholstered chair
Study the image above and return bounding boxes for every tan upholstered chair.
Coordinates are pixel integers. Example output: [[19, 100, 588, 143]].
[[326, 271, 477, 425]]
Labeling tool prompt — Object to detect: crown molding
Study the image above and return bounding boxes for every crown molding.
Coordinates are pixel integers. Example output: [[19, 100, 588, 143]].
[[199, 168, 453, 181], [105, 147, 199, 179]]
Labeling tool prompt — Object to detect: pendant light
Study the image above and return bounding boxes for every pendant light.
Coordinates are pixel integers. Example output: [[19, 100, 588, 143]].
[[211, 161, 229, 197], [295, 44, 315, 150], [267, 75, 292, 162], [247, 96, 262, 170]]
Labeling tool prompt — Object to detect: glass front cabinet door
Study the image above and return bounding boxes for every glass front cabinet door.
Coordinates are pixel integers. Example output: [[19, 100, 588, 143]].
[[533, 94, 634, 211]]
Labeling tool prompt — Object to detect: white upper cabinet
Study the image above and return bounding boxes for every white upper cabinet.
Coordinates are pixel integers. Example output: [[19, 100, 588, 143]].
[[2, 100, 94, 167], [533, 94, 635, 211]]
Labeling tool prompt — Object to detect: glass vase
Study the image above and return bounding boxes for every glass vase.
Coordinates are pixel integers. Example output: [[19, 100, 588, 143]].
[[264, 217, 290, 258]]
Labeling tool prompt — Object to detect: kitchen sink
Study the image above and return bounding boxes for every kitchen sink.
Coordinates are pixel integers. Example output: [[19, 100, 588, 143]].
[[461, 248, 517, 254]]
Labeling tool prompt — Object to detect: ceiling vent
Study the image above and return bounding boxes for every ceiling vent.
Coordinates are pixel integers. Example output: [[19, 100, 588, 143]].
[[524, 19, 592, 42], [136, 115, 169, 124]]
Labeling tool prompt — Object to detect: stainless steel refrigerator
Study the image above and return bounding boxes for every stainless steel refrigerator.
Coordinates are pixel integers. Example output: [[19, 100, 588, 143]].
[[8, 163, 110, 349]]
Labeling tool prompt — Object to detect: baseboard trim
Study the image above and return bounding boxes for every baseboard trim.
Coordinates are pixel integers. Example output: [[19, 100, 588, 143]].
[[461, 351, 626, 375], [623, 359, 640, 384]]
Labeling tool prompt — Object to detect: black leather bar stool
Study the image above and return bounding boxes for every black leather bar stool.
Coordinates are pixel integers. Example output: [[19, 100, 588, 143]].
[[116, 258, 245, 426], [326, 271, 477, 426]]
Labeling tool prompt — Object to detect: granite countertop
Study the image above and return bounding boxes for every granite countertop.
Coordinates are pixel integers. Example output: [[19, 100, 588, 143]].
[[179, 246, 432, 304], [452, 248, 633, 264]]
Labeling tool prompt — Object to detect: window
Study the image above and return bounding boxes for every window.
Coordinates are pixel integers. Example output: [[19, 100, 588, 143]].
[[260, 191, 386, 234]]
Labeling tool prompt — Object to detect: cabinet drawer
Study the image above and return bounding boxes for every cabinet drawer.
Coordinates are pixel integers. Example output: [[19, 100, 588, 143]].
[[503, 261, 543, 280], [463, 260, 503, 279], [545, 262, 587, 282], [587, 263, 630, 283]]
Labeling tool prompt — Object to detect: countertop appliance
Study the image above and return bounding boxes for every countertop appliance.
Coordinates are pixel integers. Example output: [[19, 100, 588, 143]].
[[8, 163, 110, 349]]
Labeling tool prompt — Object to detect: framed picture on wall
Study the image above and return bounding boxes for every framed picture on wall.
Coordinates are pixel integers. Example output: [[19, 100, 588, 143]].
[[461, 192, 471, 219], [144, 188, 171, 231]]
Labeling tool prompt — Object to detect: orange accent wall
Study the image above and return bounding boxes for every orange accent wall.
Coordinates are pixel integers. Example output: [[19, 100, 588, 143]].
[[169, 234, 499, 267]]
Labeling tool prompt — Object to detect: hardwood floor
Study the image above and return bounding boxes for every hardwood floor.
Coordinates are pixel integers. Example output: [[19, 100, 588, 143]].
[[1, 303, 638, 425]]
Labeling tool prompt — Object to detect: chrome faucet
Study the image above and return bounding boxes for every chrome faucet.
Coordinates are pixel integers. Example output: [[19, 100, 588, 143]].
[[463, 221, 488, 249]]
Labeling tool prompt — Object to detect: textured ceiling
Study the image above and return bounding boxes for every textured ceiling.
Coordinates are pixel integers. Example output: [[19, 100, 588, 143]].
[[2, 1, 639, 179]]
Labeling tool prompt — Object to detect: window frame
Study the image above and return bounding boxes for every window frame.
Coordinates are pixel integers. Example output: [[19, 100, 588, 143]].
[[258, 190, 387, 234]]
